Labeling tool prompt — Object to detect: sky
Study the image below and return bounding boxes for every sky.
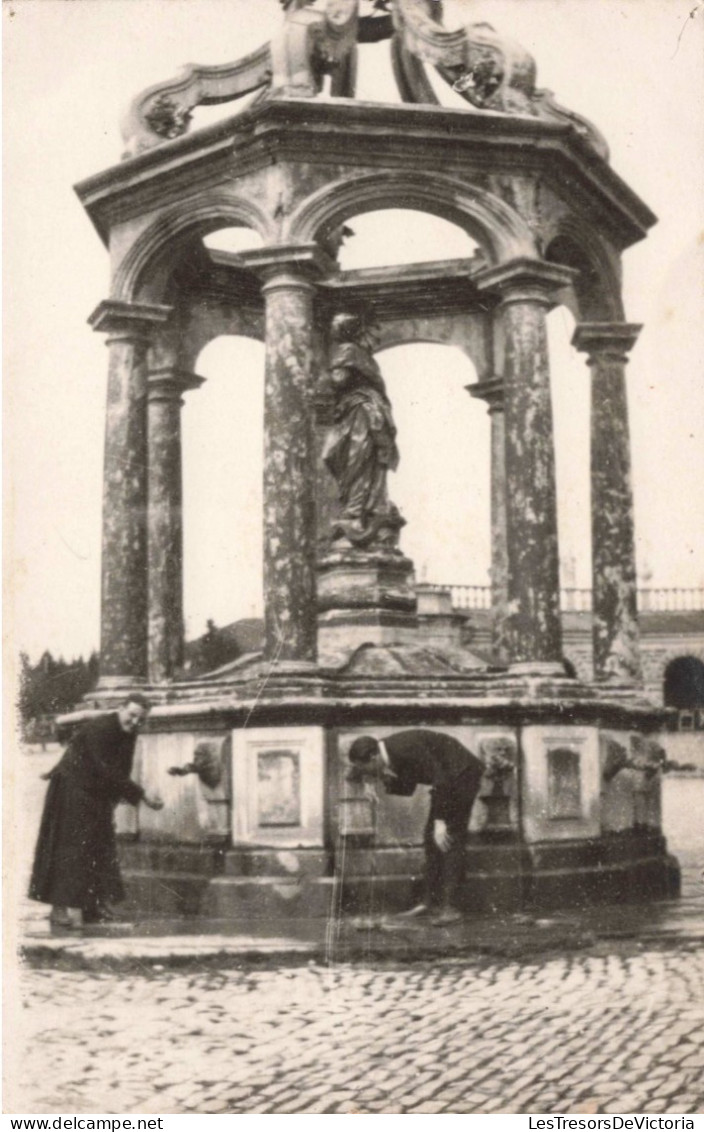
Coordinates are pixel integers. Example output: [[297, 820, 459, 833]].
[[4, 0, 704, 664]]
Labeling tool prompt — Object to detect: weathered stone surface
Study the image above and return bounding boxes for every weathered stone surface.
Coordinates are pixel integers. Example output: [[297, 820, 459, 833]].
[[316, 547, 418, 658], [573, 323, 642, 684], [469, 376, 509, 663], [477, 260, 574, 669], [89, 300, 171, 685], [261, 268, 318, 663], [147, 367, 204, 683]]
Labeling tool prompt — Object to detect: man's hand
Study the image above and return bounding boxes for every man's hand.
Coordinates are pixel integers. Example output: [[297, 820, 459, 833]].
[[143, 794, 164, 811], [433, 819, 451, 852], [363, 781, 380, 805]]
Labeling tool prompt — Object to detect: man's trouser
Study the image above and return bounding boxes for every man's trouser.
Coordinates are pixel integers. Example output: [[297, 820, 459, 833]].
[[423, 765, 483, 910]]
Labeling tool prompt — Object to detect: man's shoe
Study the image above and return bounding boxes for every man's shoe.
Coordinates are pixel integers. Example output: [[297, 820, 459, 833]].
[[394, 903, 433, 919], [82, 906, 125, 925], [430, 908, 463, 926], [49, 912, 78, 929]]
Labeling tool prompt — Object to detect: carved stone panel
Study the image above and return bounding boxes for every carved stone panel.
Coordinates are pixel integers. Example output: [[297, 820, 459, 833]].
[[256, 748, 302, 827], [522, 726, 600, 842], [232, 726, 325, 847], [547, 747, 582, 819]]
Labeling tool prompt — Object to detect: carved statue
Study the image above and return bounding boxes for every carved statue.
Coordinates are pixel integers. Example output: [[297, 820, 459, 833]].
[[322, 313, 404, 549], [121, 0, 607, 160]]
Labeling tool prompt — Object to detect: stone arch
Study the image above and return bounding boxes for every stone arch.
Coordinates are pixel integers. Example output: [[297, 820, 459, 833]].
[[373, 318, 490, 376], [112, 193, 275, 303], [178, 304, 265, 373], [642, 644, 704, 700], [545, 223, 624, 322], [286, 171, 537, 264]]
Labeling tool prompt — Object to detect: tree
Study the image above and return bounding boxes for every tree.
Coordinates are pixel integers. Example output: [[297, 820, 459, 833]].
[[17, 650, 100, 741]]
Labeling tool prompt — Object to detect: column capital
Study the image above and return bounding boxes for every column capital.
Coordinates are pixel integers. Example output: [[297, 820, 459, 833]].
[[572, 322, 642, 362], [147, 367, 205, 404], [238, 243, 337, 292], [467, 376, 504, 412], [89, 299, 173, 339], [476, 258, 576, 307]]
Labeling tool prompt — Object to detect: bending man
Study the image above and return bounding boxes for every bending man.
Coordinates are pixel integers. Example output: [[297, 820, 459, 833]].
[[29, 693, 163, 927], [347, 729, 484, 925]]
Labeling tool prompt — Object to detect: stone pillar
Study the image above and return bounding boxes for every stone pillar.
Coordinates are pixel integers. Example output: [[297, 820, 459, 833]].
[[468, 376, 509, 663], [477, 259, 574, 673], [89, 299, 172, 687], [240, 245, 334, 664], [572, 322, 642, 683], [147, 366, 204, 683]]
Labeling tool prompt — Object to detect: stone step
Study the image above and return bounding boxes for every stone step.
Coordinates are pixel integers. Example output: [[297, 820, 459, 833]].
[[119, 842, 225, 876], [221, 848, 330, 878], [202, 876, 334, 919], [122, 869, 212, 918]]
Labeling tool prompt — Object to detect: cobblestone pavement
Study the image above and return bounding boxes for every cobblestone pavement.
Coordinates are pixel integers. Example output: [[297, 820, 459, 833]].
[[13, 945, 704, 1115]]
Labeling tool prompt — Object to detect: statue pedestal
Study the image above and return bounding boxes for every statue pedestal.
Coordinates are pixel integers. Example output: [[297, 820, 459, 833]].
[[317, 547, 418, 660]]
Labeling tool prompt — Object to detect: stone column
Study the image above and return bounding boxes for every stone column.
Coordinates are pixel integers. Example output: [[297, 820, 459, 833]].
[[147, 366, 204, 683], [468, 376, 509, 663], [477, 259, 574, 672], [572, 322, 642, 683], [89, 299, 172, 687], [239, 245, 334, 664]]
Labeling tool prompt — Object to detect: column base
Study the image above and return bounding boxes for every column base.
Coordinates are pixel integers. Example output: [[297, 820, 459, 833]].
[[318, 608, 420, 659], [317, 547, 418, 657], [509, 660, 567, 678], [96, 675, 148, 690], [264, 659, 320, 676]]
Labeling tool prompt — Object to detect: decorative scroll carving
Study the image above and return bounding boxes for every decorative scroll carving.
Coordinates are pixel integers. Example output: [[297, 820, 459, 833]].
[[391, 0, 609, 158], [121, 45, 272, 158], [143, 94, 194, 141], [392, 0, 536, 113], [121, 0, 608, 162]]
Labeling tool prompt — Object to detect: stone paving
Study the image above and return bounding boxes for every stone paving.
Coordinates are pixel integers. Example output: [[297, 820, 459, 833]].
[[13, 944, 704, 1115]]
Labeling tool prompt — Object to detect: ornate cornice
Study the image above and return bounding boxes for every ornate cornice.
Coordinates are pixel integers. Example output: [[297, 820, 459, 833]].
[[572, 322, 642, 363], [88, 299, 173, 338], [238, 243, 338, 289], [75, 100, 657, 258], [475, 257, 576, 306], [467, 376, 504, 412]]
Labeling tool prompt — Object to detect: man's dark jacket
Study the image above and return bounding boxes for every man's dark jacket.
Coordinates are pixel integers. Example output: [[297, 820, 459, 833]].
[[381, 729, 484, 821], [29, 713, 144, 909]]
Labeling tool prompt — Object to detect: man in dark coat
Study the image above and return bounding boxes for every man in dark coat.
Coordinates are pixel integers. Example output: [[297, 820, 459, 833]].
[[29, 693, 163, 927], [347, 729, 485, 925]]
